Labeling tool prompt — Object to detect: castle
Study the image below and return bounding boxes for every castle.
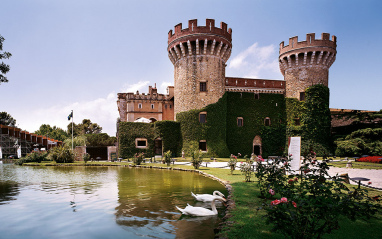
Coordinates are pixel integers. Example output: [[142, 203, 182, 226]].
[[117, 19, 336, 158]]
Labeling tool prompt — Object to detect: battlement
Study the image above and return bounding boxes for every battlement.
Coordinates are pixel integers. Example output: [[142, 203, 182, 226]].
[[168, 19, 232, 47], [280, 33, 336, 55]]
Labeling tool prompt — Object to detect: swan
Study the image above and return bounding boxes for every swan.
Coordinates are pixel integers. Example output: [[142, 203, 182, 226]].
[[191, 191, 226, 202], [176, 197, 225, 216]]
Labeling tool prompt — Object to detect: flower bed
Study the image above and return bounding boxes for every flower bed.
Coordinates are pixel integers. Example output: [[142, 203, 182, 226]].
[[357, 156, 382, 164]]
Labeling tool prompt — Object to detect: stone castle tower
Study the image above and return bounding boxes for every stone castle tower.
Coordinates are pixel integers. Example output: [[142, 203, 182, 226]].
[[279, 33, 337, 100], [168, 19, 232, 117]]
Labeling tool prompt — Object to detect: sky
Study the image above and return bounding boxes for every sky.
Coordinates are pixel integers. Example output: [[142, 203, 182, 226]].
[[1, 0, 381, 136]]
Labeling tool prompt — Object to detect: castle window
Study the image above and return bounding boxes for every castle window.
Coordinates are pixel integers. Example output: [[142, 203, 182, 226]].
[[264, 117, 271, 126], [237, 117, 243, 127], [199, 112, 207, 123], [300, 92, 305, 101], [138, 103, 142, 109], [170, 105, 172, 109], [294, 118, 301, 126], [254, 93, 260, 100], [165, 104, 167, 109], [151, 104, 154, 109], [135, 138, 148, 149], [200, 82, 207, 92], [199, 140, 207, 151]]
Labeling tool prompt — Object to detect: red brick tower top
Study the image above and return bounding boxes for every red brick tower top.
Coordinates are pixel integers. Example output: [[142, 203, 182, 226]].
[[279, 33, 337, 99]]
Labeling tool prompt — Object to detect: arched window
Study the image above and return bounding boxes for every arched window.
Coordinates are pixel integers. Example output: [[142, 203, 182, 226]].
[[264, 117, 271, 126], [199, 112, 207, 123], [237, 117, 243, 127], [138, 103, 142, 109]]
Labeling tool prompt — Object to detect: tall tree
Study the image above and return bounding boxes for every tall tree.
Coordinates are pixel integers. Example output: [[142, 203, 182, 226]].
[[0, 35, 12, 84], [0, 111, 16, 126], [34, 124, 70, 142], [67, 119, 102, 137], [86, 133, 117, 146]]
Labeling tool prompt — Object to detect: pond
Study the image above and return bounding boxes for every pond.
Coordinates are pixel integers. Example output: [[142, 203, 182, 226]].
[[0, 164, 227, 239]]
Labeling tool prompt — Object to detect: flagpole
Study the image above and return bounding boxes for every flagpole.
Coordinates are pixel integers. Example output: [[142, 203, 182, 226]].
[[71, 110, 73, 151]]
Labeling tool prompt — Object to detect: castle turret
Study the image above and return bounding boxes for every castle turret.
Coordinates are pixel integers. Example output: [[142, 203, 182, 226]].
[[279, 33, 337, 100], [168, 19, 232, 117]]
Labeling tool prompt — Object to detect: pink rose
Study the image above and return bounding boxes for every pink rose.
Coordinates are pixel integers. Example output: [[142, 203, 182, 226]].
[[281, 197, 288, 203], [288, 179, 294, 184], [292, 201, 297, 208], [368, 182, 372, 185], [294, 177, 298, 182], [271, 199, 281, 205], [269, 189, 275, 196]]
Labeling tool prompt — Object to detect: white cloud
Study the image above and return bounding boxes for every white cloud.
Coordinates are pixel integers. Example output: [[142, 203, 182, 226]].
[[228, 42, 282, 79], [159, 81, 173, 94], [123, 81, 150, 93]]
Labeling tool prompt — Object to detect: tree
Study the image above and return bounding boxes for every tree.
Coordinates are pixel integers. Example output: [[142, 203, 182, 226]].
[[0, 111, 16, 126], [67, 119, 102, 136], [86, 133, 116, 146], [34, 124, 70, 142], [0, 35, 12, 84]]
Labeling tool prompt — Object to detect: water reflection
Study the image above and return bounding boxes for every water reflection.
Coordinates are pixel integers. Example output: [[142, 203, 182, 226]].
[[0, 164, 226, 239]]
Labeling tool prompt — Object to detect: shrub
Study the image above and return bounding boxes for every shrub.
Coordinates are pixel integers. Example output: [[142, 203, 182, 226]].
[[191, 150, 204, 169], [49, 146, 75, 163], [239, 154, 254, 182], [15, 151, 49, 165], [259, 150, 382, 238], [133, 152, 145, 165], [82, 153, 91, 163], [163, 150, 172, 166], [357, 156, 382, 164], [227, 154, 237, 175]]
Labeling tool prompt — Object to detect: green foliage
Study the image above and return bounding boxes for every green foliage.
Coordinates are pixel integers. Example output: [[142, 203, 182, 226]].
[[63, 135, 87, 148], [227, 154, 237, 174], [34, 124, 69, 142], [154, 121, 181, 155], [285, 98, 305, 127], [335, 128, 382, 156], [190, 150, 204, 169], [82, 153, 90, 163], [0, 111, 16, 126], [118, 122, 155, 158], [0, 35, 12, 84], [86, 133, 117, 146], [163, 150, 172, 166], [239, 154, 254, 182], [14, 151, 49, 165], [68, 119, 102, 136], [49, 146, 75, 163], [177, 94, 230, 158], [259, 151, 382, 239], [226, 92, 286, 158]]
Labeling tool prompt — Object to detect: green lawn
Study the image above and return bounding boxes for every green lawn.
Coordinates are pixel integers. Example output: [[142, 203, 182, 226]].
[[23, 159, 382, 238]]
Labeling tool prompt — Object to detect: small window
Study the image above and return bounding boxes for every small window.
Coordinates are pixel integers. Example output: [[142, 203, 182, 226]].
[[264, 117, 271, 126], [237, 117, 243, 127], [135, 138, 148, 149], [169, 105, 172, 108], [300, 92, 305, 101], [294, 118, 301, 126], [254, 93, 260, 100], [165, 104, 167, 109], [138, 103, 142, 109], [199, 140, 207, 151], [200, 82, 207, 92], [151, 104, 154, 109], [199, 112, 207, 123]]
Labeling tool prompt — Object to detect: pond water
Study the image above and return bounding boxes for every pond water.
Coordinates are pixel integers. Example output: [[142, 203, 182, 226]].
[[0, 164, 227, 239]]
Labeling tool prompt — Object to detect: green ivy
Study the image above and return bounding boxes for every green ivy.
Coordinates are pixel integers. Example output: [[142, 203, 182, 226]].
[[154, 121, 182, 156], [118, 122, 155, 158]]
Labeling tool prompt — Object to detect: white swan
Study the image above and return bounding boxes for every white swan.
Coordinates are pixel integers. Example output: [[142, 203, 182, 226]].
[[191, 191, 226, 202], [176, 197, 225, 216]]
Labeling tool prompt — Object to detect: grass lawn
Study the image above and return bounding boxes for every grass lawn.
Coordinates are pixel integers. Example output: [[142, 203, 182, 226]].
[[23, 159, 382, 238], [328, 161, 382, 169]]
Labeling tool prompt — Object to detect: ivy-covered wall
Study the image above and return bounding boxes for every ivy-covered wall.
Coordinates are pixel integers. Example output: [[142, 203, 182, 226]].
[[176, 94, 230, 157], [285, 84, 331, 156], [226, 92, 286, 158], [118, 121, 181, 158], [154, 120, 182, 156], [118, 122, 155, 158]]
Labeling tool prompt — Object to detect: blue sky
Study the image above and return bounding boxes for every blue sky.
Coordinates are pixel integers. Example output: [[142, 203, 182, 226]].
[[1, 0, 381, 136]]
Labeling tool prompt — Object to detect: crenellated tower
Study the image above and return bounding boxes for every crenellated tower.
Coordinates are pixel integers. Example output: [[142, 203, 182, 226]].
[[279, 33, 337, 100], [168, 19, 232, 117]]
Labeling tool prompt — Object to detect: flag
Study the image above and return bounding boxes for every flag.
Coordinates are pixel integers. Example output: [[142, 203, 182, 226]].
[[68, 111, 73, 121]]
